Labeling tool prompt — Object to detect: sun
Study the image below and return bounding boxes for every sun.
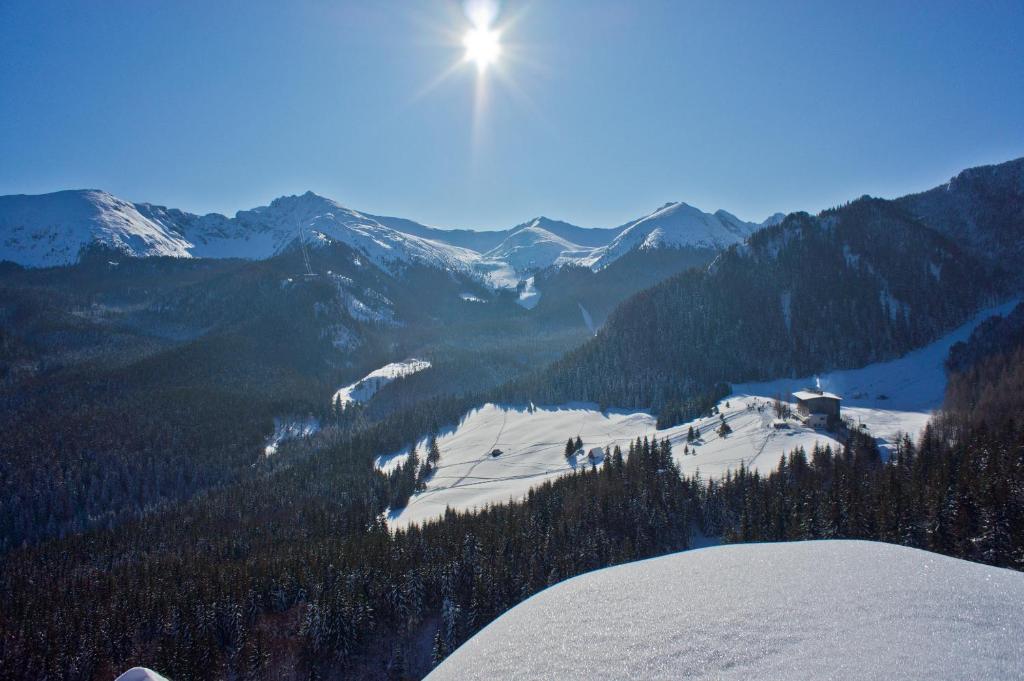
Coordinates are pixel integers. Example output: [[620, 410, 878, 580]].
[[464, 27, 501, 70]]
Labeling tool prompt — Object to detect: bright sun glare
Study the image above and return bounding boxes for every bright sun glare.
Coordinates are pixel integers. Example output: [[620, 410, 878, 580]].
[[464, 27, 501, 70]]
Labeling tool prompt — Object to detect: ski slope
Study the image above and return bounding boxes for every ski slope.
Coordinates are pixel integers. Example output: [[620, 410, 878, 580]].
[[381, 300, 1016, 529], [427, 541, 1024, 681]]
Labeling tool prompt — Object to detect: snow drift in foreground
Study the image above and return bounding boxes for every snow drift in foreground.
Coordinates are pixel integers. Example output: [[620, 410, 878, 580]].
[[113, 668, 169, 681], [381, 300, 1017, 529], [427, 541, 1024, 681]]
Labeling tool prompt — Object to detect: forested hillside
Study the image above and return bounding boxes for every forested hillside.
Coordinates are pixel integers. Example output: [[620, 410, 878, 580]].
[[897, 157, 1024, 277], [0, 242, 589, 549]]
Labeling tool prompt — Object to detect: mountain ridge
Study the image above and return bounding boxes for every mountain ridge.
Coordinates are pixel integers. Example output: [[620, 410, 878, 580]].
[[0, 188, 779, 277]]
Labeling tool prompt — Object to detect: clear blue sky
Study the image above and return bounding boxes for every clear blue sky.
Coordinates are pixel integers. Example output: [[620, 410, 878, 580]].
[[2, 1, 1022, 229]]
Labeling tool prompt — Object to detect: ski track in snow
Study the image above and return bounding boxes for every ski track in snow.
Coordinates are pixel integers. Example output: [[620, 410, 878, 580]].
[[381, 300, 1018, 529]]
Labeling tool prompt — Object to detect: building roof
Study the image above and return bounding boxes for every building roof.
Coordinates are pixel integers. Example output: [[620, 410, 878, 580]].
[[792, 390, 842, 402]]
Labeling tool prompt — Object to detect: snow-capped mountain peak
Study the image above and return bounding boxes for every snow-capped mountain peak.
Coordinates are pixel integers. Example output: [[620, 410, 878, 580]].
[[578, 201, 760, 269], [483, 219, 590, 272], [0, 189, 195, 267], [0, 189, 771, 280], [760, 212, 787, 227]]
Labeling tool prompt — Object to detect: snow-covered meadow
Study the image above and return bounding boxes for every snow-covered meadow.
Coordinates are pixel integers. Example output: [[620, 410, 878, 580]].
[[380, 300, 1017, 529], [426, 540, 1024, 681]]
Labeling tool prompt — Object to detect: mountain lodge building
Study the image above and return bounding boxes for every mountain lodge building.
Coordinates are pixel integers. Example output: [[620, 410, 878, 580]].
[[792, 390, 841, 428]]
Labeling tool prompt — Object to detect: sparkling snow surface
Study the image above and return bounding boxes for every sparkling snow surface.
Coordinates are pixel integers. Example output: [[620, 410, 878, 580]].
[[113, 668, 169, 681], [427, 541, 1024, 681], [334, 359, 431, 407], [382, 301, 1016, 529]]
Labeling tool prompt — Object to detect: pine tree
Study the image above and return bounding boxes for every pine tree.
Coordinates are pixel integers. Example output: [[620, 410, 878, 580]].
[[427, 433, 441, 466]]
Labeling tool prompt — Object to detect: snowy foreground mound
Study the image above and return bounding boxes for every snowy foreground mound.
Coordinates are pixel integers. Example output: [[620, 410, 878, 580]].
[[113, 668, 168, 681], [428, 541, 1024, 681]]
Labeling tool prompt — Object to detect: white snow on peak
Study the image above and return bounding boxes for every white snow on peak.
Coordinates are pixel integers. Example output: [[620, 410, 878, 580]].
[[483, 220, 591, 272], [579, 202, 760, 269], [0, 190, 773, 280], [223, 192, 482, 275], [427, 540, 1024, 681], [0, 189, 481, 275], [333, 359, 432, 407], [0, 190, 194, 267]]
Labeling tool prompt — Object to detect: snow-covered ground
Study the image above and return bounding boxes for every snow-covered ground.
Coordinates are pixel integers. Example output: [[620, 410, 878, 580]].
[[334, 359, 431, 406], [381, 301, 1017, 528], [427, 540, 1024, 681]]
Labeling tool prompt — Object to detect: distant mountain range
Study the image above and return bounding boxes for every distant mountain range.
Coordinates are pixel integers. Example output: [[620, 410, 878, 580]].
[[0, 188, 780, 279]]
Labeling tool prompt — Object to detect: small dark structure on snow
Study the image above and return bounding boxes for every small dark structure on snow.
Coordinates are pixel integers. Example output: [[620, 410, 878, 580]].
[[490, 448, 503, 457], [792, 390, 841, 428]]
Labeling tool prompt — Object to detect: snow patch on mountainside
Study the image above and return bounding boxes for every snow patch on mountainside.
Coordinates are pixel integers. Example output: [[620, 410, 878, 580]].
[[516, 276, 541, 309], [264, 416, 320, 457], [334, 359, 432, 407], [427, 541, 1024, 681]]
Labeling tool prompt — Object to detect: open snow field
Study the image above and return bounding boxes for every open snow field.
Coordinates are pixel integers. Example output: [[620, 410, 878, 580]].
[[380, 300, 1017, 529], [426, 540, 1024, 681]]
